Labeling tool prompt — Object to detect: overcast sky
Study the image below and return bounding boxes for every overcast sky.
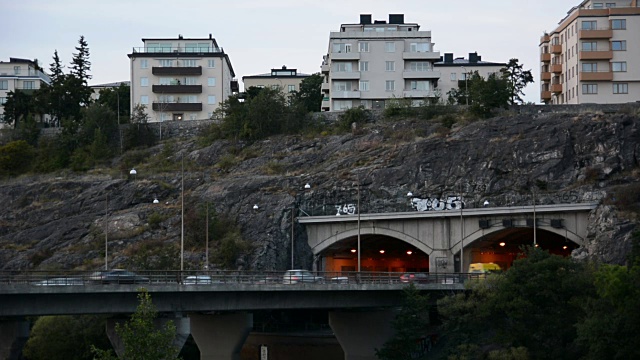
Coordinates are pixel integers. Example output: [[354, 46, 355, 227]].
[[2, 0, 579, 104]]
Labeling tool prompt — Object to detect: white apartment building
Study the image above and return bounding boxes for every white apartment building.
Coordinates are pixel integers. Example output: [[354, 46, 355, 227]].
[[321, 14, 441, 111], [128, 34, 238, 122], [242, 66, 310, 95], [540, 0, 640, 104], [434, 53, 506, 101], [0, 58, 51, 127], [90, 81, 130, 101]]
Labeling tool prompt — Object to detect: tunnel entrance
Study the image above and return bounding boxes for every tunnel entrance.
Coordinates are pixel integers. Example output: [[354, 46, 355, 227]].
[[465, 227, 579, 271], [319, 234, 429, 273]]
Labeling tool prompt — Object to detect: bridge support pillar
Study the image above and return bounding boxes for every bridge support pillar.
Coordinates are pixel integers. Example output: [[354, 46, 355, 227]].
[[106, 315, 190, 358], [329, 309, 394, 360], [0, 319, 29, 360], [190, 312, 253, 360], [429, 249, 455, 273]]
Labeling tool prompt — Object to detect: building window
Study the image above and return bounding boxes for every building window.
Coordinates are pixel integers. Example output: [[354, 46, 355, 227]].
[[611, 40, 626, 51], [582, 63, 597, 72], [0, 97, 6, 105], [159, 77, 174, 85], [358, 42, 369, 52], [612, 62, 627, 72], [207, 95, 216, 104], [582, 84, 598, 94], [450, 73, 457, 81], [0, 80, 7, 90], [23, 81, 35, 89], [336, 62, 352, 72], [140, 59, 148, 69], [581, 41, 597, 51], [359, 80, 369, 92], [190, 113, 197, 120], [606, 3, 616, 8], [611, 19, 626, 29], [182, 59, 197, 67], [208, 59, 215, 68], [592, 2, 603, 8], [332, 43, 351, 53], [409, 43, 430, 52], [13, 66, 21, 75], [385, 61, 395, 72], [140, 95, 149, 104], [613, 83, 628, 94], [271, 84, 279, 90], [581, 21, 597, 30], [208, 77, 216, 86], [409, 81, 429, 91], [334, 100, 353, 110], [385, 80, 395, 91], [359, 61, 369, 72], [141, 77, 149, 86], [183, 77, 197, 85], [385, 42, 395, 52], [161, 113, 171, 121], [334, 81, 352, 92], [186, 95, 197, 103], [288, 85, 296, 92], [409, 62, 430, 71], [159, 59, 173, 67]]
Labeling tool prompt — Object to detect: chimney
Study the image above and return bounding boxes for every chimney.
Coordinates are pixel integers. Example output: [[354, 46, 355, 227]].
[[209, 33, 212, 39], [178, 34, 183, 39], [360, 14, 372, 25], [469, 52, 479, 63], [444, 53, 454, 63], [389, 14, 405, 24]]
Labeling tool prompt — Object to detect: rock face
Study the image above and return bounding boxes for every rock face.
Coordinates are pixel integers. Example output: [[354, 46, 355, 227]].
[[0, 112, 638, 271]]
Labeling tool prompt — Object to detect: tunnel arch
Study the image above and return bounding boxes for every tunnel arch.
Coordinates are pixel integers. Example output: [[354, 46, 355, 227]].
[[311, 227, 434, 256]]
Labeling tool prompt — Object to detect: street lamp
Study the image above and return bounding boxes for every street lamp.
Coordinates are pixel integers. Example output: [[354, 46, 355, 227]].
[[180, 156, 184, 272], [357, 182, 361, 273], [129, 168, 137, 180], [104, 194, 109, 271], [461, 66, 469, 106], [291, 183, 312, 269]]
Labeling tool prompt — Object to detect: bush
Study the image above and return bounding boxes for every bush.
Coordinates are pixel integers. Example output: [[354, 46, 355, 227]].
[[216, 154, 237, 172], [337, 106, 369, 133], [0, 140, 36, 176]]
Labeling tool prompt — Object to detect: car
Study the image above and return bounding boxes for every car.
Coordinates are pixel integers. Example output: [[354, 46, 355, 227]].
[[34, 277, 84, 286], [183, 275, 212, 285], [399, 273, 430, 284], [89, 270, 150, 284], [282, 270, 324, 284]]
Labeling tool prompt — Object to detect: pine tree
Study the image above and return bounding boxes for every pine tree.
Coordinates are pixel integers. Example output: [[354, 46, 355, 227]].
[[69, 35, 93, 107]]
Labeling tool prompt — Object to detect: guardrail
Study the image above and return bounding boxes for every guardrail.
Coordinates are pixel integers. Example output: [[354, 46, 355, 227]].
[[0, 270, 481, 287]]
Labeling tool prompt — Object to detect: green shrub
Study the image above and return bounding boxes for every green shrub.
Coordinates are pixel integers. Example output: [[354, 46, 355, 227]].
[[337, 106, 369, 132], [217, 154, 237, 172], [263, 160, 284, 175], [0, 140, 35, 176], [148, 212, 164, 229]]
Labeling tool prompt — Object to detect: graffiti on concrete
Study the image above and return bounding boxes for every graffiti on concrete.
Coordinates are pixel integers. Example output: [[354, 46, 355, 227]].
[[335, 204, 357, 216], [411, 196, 464, 211]]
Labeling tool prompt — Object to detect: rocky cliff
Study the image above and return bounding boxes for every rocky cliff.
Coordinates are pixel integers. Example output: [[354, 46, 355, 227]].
[[1, 111, 638, 271]]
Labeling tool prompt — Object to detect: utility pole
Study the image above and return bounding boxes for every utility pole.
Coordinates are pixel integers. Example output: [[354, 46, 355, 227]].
[[205, 202, 209, 270], [180, 155, 184, 272], [104, 194, 109, 271]]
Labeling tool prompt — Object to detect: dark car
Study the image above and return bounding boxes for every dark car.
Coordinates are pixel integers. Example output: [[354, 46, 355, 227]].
[[89, 270, 149, 284], [400, 273, 430, 284]]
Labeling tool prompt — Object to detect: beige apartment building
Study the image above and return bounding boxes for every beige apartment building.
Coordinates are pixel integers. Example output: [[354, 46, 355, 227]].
[[321, 14, 441, 111], [434, 53, 506, 101], [242, 66, 310, 94], [128, 34, 237, 122], [540, 0, 640, 104], [0, 58, 51, 127]]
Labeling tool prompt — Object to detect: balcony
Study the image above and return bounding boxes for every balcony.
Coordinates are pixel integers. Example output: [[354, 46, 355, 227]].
[[541, 91, 552, 101], [579, 50, 613, 60], [403, 90, 434, 98], [152, 66, 202, 76], [152, 85, 202, 93], [541, 72, 551, 81], [579, 71, 613, 81], [551, 84, 563, 93], [331, 71, 361, 80], [321, 99, 330, 109], [579, 29, 613, 39], [152, 102, 202, 112], [402, 51, 441, 60], [551, 64, 563, 73], [321, 64, 330, 73], [550, 44, 563, 54], [331, 52, 360, 61], [402, 70, 441, 79], [332, 90, 360, 99], [132, 46, 222, 54], [540, 34, 550, 44], [321, 82, 330, 92], [540, 53, 551, 62], [14, 88, 37, 95]]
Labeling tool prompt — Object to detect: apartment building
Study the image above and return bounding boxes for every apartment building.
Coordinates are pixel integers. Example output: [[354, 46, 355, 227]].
[[0, 58, 51, 126], [128, 34, 238, 122], [321, 14, 441, 111], [242, 66, 310, 95], [540, 0, 640, 104], [435, 53, 506, 101], [90, 81, 130, 101]]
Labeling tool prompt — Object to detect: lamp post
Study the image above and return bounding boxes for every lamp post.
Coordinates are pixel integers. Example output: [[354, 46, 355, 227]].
[[533, 190, 537, 246], [357, 182, 361, 273], [180, 155, 184, 272], [129, 168, 137, 180], [290, 183, 311, 270], [205, 202, 209, 270], [104, 194, 109, 271], [459, 187, 464, 274], [117, 91, 123, 154], [461, 66, 469, 106]]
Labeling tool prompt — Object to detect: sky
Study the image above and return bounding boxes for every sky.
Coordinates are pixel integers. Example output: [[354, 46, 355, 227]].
[[1, 0, 580, 104]]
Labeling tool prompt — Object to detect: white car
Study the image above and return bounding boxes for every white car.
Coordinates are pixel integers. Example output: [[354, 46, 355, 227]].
[[282, 270, 324, 284], [183, 275, 212, 285]]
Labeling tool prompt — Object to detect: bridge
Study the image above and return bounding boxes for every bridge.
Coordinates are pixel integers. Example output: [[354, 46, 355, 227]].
[[300, 203, 596, 273]]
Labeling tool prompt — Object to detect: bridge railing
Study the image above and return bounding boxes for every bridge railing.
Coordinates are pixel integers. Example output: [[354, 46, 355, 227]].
[[0, 270, 483, 287]]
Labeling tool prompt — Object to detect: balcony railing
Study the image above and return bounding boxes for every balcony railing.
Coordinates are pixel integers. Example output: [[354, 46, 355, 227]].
[[332, 90, 360, 99], [0, 69, 51, 83], [551, 64, 563, 73], [551, 83, 563, 93], [541, 72, 551, 81], [579, 50, 613, 60], [132, 47, 222, 54], [331, 71, 361, 80], [152, 84, 202, 94], [402, 70, 441, 79], [402, 51, 441, 60], [331, 52, 361, 61], [152, 102, 202, 112], [578, 28, 613, 39], [152, 66, 202, 76], [540, 53, 551, 62], [550, 44, 563, 54], [541, 91, 552, 101], [579, 71, 613, 81]]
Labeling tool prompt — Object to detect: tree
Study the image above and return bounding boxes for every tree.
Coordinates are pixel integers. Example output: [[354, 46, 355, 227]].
[[376, 284, 431, 360], [97, 83, 131, 119], [291, 73, 323, 112], [124, 104, 156, 150], [92, 290, 180, 360], [23, 315, 110, 360], [1, 90, 33, 128], [501, 59, 534, 105], [448, 71, 511, 118], [0, 140, 36, 176], [46, 49, 66, 126]]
